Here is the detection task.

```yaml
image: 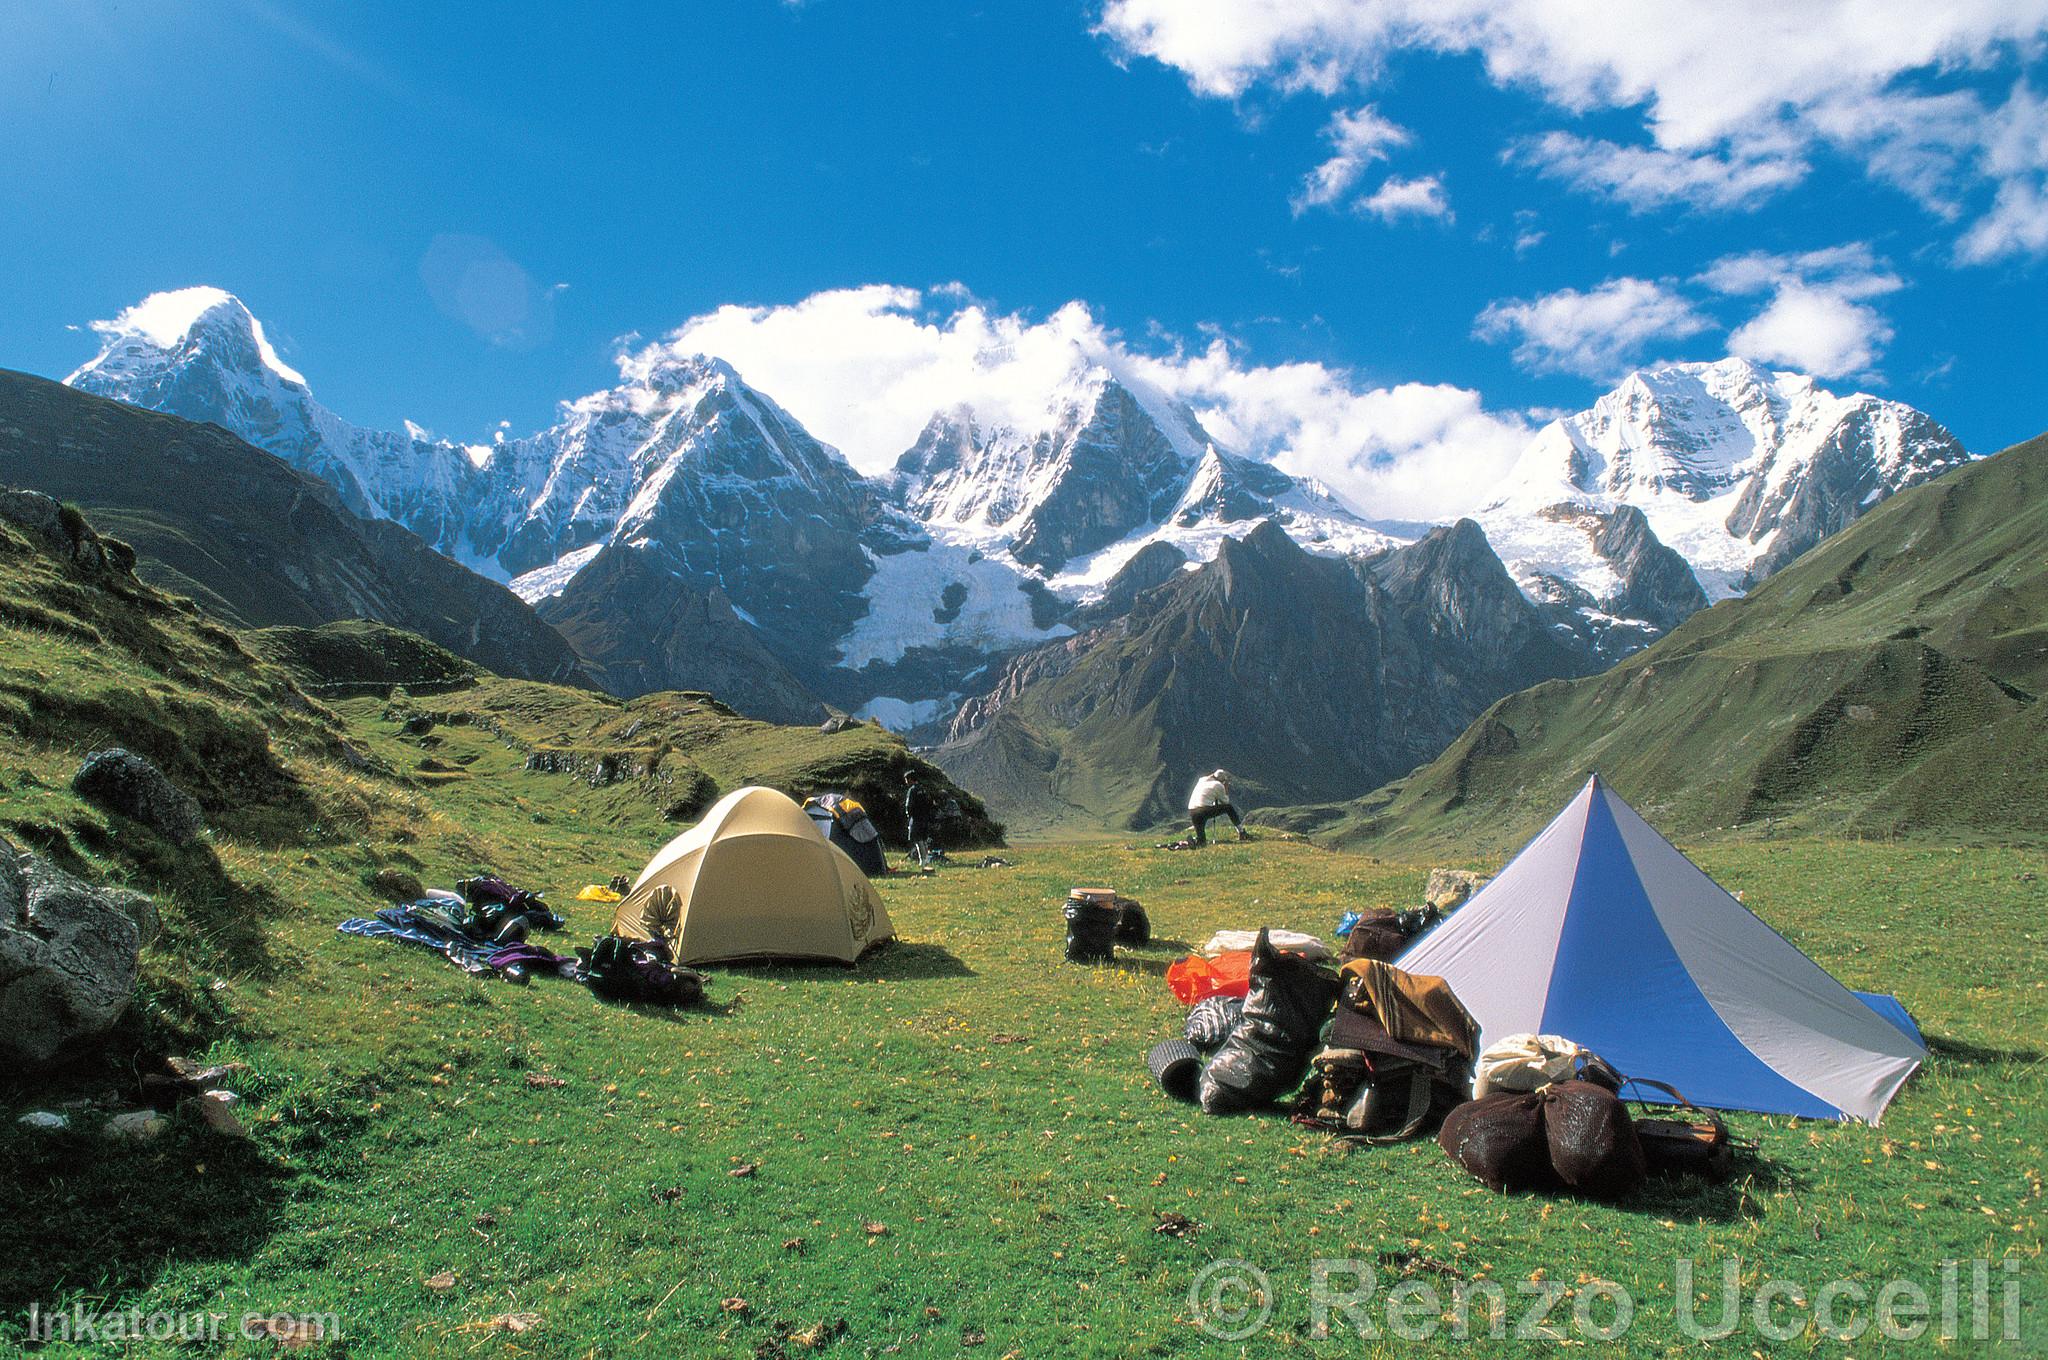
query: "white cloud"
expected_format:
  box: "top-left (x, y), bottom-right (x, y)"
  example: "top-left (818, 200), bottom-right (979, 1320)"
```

top-left (1357, 174), bottom-right (1451, 222)
top-left (1293, 106), bottom-right (1410, 212)
top-left (1122, 342), bottom-right (1530, 519)
top-left (1724, 288), bottom-right (1895, 378)
top-left (628, 285), bottom-right (1529, 521)
top-left (1473, 278), bottom-right (1710, 380)
top-left (1956, 83), bottom-right (2048, 261)
top-left (1515, 132), bottom-right (1809, 212)
top-left (1698, 243), bottom-right (1902, 377)
top-left (1098, 0), bottom-right (2048, 251)
top-left (1696, 243), bottom-right (1901, 299)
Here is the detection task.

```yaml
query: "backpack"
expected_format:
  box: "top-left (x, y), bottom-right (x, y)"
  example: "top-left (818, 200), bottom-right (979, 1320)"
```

top-left (1299, 959), bottom-right (1479, 1143)
top-left (1338, 905), bottom-right (1441, 963)
top-left (584, 934), bottom-right (705, 1007)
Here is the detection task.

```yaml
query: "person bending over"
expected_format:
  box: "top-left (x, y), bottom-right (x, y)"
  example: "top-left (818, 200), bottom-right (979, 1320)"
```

top-left (1188, 769), bottom-right (1249, 845)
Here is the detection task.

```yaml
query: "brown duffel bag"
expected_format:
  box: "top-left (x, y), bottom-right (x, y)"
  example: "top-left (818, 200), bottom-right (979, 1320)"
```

top-left (1541, 1079), bottom-right (1646, 1200)
top-left (1438, 1091), bottom-right (1559, 1193)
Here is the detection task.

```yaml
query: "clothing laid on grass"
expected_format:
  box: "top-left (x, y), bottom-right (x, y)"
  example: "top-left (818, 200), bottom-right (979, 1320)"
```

top-left (338, 885), bottom-right (574, 983)
top-left (338, 905), bottom-right (499, 976)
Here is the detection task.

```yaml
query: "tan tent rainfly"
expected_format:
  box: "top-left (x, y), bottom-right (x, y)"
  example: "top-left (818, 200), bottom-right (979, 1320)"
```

top-left (611, 786), bottom-right (894, 966)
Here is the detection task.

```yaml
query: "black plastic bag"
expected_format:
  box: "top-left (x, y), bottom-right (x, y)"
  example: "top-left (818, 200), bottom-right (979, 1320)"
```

top-left (1064, 899), bottom-right (1118, 963)
top-left (1197, 929), bottom-right (1341, 1114)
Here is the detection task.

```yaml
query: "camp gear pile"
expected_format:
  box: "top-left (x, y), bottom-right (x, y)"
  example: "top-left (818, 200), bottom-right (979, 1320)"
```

top-left (583, 935), bottom-right (706, 1007)
top-left (1062, 888), bottom-right (1147, 963)
top-left (1197, 930), bottom-right (1343, 1115)
top-left (1291, 959), bottom-right (1480, 1144)
top-left (338, 877), bottom-right (575, 982)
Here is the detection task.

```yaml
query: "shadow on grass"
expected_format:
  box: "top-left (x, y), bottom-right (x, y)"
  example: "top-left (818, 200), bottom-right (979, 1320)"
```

top-left (1115, 954), bottom-right (1183, 979)
top-left (70, 817), bottom-right (283, 979)
top-left (0, 1121), bottom-right (295, 1321)
top-left (1926, 1032), bottom-right (2044, 1065)
top-left (716, 940), bottom-right (976, 985)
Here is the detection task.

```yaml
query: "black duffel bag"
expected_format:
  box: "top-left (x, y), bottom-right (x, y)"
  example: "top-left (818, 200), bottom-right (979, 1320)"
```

top-left (1198, 929), bottom-right (1341, 1114)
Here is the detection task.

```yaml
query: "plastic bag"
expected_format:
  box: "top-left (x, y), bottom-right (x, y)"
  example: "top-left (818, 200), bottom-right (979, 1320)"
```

top-left (1166, 950), bottom-right (1254, 1004)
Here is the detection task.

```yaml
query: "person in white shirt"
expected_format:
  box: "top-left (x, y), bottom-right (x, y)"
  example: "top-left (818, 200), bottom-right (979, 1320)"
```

top-left (1187, 769), bottom-right (1248, 845)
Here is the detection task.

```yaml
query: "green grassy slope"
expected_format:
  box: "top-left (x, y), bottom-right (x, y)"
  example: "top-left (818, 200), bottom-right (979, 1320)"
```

top-left (1293, 433), bottom-right (2048, 856)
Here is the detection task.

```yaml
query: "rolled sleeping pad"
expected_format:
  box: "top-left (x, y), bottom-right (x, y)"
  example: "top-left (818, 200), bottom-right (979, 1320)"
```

top-left (1148, 1038), bottom-right (1203, 1102)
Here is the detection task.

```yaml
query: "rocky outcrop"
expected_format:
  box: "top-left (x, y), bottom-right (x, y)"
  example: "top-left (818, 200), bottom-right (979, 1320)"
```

top-left (0, 487), bottom-right (137, 577)
top-left (1424, 868), bottom-right (1489, 911)
top-left (1588, 504), bottom-right (1710, 632)
top-left (0, 840), bottom-right (152, 1069)
top-left (1071, 540), bottom-right (1188, 627)
top-left (72, 747), bottom-right (206, 845)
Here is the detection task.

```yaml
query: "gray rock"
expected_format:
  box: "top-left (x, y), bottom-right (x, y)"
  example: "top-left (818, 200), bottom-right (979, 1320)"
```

top-left (0, 487), bottom-right (125, 574)
top-left (1424, 868), bottom-right (1490, 911)
top-left (103, 1109), bottom-right (170, 1141)
top-left (71, 747), bottom-right (205, 845)
top-left (1, 842), bottom-right (147, 1068)
top-left (18, 1110), bottom-right (70, 1131)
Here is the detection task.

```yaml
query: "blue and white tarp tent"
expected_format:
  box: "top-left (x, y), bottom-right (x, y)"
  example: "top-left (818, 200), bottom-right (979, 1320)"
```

top-left (1398, 775), bottom-right (1926, 1124)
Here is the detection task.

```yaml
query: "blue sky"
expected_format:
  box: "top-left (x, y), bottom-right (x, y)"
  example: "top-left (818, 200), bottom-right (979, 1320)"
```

top-left (4, 2), bottom-right (2045, 515)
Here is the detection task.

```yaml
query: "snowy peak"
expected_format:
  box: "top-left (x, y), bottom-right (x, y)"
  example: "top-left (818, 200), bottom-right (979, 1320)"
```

top-left (891, 363), bottom-right (1388, 581)
top-left (891, 367), bottom-right (1197, 565)
top-left (71, 286), bottom-right (308, 390)
top-left (1482, 358), bottom-right (1969, 603)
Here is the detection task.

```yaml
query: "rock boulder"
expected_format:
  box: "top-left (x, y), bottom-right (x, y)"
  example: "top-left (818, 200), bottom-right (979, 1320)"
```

top-left (1424, 868), bottom-right (1490, 912)
top-left (71, 747), bottom-right (205, 845)
top-left (0, 840), bottom-right (150, 1069)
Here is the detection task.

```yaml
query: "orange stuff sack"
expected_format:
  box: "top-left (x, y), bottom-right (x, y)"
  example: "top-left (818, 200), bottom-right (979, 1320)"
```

top-left (1167, 951), bottom-right (1254, 1005)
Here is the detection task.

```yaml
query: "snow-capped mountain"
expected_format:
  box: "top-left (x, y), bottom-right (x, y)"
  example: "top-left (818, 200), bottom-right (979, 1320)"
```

top-left (67, 289), bottom-right (933, 717)
top-left (1477, 358), bottom-right (1971, 609)
top-left (889, 365), bottom-right (1393, 578)
top-left (68, 287), bottom-right (488, 553)
top-left (63, 289), bottom-right (1971, 738)
top-left (65, 288), bottom-right (1397, 720)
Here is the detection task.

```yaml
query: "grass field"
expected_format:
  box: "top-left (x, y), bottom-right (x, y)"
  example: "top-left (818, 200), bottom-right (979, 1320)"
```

top-left (3, 696), bottom-right (2042, 1356)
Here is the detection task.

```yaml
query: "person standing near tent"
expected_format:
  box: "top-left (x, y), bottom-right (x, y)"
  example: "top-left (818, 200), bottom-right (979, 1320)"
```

top-left (903, 770), bottom-right (939, 867)
top-left (1188, 769), bottom-right (1249, 845)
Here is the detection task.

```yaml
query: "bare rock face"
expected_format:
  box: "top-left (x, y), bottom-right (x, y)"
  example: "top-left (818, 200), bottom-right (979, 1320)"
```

top-left (0, 840), bottom-right (150, 1069)
top-left (72, 747), bottom-right (205, 846)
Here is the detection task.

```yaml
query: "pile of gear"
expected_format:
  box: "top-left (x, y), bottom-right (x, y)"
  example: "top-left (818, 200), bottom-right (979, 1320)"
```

top-left (1140, 921), bottom-right (1740, 1201)
top-left (336, 786), bottom-right (904, 1006)
top-left (337, 873), bottom-right (704, 1006)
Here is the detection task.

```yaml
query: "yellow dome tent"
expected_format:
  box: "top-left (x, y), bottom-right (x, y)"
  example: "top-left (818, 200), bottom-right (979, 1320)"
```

top-left (611, 786), bottom-right (894, 966)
